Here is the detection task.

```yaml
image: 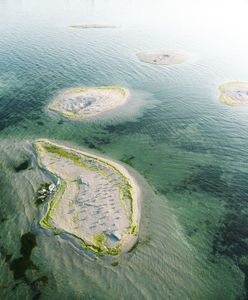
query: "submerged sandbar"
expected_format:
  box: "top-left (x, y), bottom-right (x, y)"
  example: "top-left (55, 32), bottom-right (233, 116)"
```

top-left (219, 81), bottom-right (248, 106)
top-left (137, 50), bottom-right (188, 65)
top-left (35, 139), bottom-right (140, 255)
top-left (69, 24), bottom-right (117, 29)
top-left (49, 86), bottom-right (129, 120)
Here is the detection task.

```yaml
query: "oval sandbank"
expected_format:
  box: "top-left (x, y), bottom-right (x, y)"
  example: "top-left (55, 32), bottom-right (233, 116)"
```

top-left (34, 139), bottom-right (140, 255)
top-left (49, 86), bottom-right (129, 120)
top-left (136, 50), bottom-right (188, 65)
top-left (219, 81), bottom-right (248, 106)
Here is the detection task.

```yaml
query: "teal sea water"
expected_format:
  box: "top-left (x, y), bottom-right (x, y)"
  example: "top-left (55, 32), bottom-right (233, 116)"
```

top-left (1, 0), bottom-right (248, 299)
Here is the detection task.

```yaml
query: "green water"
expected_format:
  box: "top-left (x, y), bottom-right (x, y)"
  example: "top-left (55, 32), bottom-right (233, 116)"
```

top-left (1, 0), bottom-right (248, 299)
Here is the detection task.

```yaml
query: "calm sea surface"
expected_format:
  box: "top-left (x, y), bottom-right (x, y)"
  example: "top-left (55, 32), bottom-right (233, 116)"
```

top-left (1, 0), bottom-right (248, 299)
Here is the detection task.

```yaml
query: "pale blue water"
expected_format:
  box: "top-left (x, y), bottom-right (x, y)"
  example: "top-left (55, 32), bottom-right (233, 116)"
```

top-left (1, 0), bottom-right (248, 299)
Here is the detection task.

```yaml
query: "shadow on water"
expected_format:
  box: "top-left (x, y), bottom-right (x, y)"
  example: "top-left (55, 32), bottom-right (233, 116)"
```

top-left (10, 233), bottom-right (37, 281)
top-left (14, 159), bottom-right (30, 172)
top-left (0, 232), bottom-right (48, 300)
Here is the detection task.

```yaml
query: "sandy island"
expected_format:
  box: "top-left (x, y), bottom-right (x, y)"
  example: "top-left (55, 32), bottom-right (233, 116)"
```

top-left (69, 24), bottom-right (117, 29)
top-left (137, 50), bottom-right (188, 65)
top-left (35, 139), bottom-right (140, 255)
top-left (219, 81), bottom-right (248, 106)
top-left (49, 87), bottom-right (129, 120)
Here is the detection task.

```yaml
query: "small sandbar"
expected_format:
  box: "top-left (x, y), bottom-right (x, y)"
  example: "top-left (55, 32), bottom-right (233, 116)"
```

top-left (219, 81), bottom-right (248, 106)
top-left (69, 24), bottom-right (117, 29)
top-left (49, 87), bottom-right (129, 120)
top-left (35, 139), bottom-right (140, 255)
top-left (137, 50), bottom-right (188, 65)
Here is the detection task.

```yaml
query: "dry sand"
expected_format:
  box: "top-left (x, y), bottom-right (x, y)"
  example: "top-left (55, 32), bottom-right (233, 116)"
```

top-left (137, 49), bottom-right (188, 65)
top-left (49, 87), bottom-right (129, 120)
top-left (69, 24), bottom-right (117, 29)
top-left (35, 139), bottom-right (140, 255)
top-left (219, 81), bottom-right (248, 106)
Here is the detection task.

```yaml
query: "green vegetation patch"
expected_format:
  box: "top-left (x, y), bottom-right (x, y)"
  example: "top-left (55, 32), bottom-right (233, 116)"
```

top-left (39, 180), bottom-right (66, 230)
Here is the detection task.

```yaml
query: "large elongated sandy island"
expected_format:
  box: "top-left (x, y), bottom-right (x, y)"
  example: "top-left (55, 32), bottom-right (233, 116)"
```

top-left (219, 81), bottom-right (248, 106)
top-left (137, 50), bottom-right (187, 65)
top-left (35, 139), bottom-right (140, 255)
top-left (49, 87), bottom-right (129, 120)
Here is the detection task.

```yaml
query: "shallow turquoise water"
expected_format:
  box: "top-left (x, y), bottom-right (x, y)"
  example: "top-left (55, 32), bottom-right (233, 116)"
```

top-left (1, 0), bottom-right (248, 299)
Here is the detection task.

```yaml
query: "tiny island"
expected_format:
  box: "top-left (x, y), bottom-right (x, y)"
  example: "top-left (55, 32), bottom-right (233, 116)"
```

top-left (49, 86), bottom-right (129, 120)
top-left (35, 139), bottom-right (140, 255)
top-left (219, 81), bottom-right (248, 106)
top-left (136, 50), bottom-right (188, 65)
top-left (69, 24), bottom-right (117, 29)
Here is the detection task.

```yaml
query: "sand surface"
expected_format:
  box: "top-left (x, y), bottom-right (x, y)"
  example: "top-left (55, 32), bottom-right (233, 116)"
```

top-left (137, 50), bottom-right (188, 65)
top-left (219, 81), bottom-right (248, 106)
top-left (49, 87), bottom-right (129, 120)
top-left (69, 24), bottom-right (117, 29)
top-left (35, 139), bottom-right (140, 255)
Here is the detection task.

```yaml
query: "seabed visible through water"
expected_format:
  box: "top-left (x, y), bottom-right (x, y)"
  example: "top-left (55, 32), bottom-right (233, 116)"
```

top-left (1, 0), bottom-right (248, 299)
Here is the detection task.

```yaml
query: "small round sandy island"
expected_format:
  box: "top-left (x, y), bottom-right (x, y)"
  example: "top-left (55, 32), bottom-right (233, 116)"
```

top-left (69, 24), bottom-right (117, 29)
top-left (49, 86), bottom-right (129, 120)
top-left (219, 81), bottom-right (248, 106)
top-left (136, 50), bottom-right (188, 65)
top-left (35, 139), bottom-right (140, 255)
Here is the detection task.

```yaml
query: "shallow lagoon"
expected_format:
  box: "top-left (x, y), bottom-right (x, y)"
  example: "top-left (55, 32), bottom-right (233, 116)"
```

top-left (1, 0), bottom-right (248, 299)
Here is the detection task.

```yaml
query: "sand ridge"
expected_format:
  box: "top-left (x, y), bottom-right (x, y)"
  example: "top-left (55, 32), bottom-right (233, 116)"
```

top-left (69, 24), bottom-right (117, 29)
top-left (137, 49), bottom-right (188, 65)
top-left (35, 139), bottom-right (140, 255)
top-left (219, 81), bottom-right (248, 106)
top-left (49, 86), bottom-right (129, 120)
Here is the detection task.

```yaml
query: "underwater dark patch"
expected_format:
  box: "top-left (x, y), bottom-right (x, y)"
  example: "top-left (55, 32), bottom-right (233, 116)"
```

top-left (120, 155), bottom-right (135, 166)
top-left (204, 168), bottom-right (248, 299)
top-left (213, 212), bottom-right (248, 299)
top-left (0, 215), bottom-right (8, 223)
top-left (30, 276), bottom-right (48, 300)
top-left (82, 136), bottom-right (111, 151)
top-left (83, 140), bottom-right (97, 149)
top-left (14, 160), bottom-right (30, 172)
top-left (4, 232), bottom-right (48, 298)
top-left (10, 232), bottom-right (37, 280)
top-left (111, 261), bottom-right (119, 267)
top-left (174, 165), bottom-right (228, 198)
top-left (173, 163), bottom-right (248, 297)
top-left (0, 80), bottom-right (55, 132)
top-left (213, 213), bottom-right (248, 258)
